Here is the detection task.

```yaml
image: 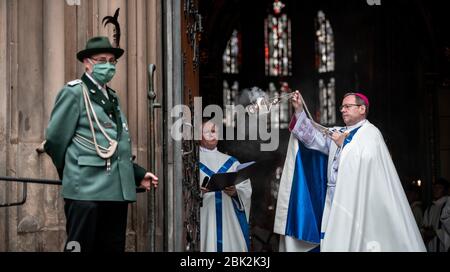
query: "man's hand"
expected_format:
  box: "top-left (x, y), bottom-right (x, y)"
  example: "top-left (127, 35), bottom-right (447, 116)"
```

top-left (291, 90), bottom-right (303, 113)
top-left (331, 131), bottom-right (349, 147)
top-left (421, 226), bottom-right (436, 243)
top-left (139, 172), bottom-right (159, 192)
top-left (200, 187), bottom-right (210, 194)
top-left (223, 186), bottom-right (237, 197)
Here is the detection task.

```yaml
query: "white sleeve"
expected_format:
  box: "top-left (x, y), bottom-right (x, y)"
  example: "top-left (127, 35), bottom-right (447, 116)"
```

top-left (291, 111), bottom-right (330, 155)
top-left (236, 179), bottom-right (252, 221)
top-left (422, 207), bottom-right (431, 228)
top-left (440, 201), bottom-right (450, 234)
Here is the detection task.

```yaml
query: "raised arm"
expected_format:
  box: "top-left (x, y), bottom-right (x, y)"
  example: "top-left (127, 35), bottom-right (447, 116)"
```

top-left (290, 91), bottom-right (330, 155)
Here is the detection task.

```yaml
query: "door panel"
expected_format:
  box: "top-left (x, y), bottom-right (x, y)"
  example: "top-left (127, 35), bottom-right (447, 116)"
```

top-left (180, 0), bottom-right (202, 251)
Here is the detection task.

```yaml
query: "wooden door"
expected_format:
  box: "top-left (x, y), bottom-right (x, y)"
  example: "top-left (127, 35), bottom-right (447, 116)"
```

top-left (180, 0), bottom-right (202, 251)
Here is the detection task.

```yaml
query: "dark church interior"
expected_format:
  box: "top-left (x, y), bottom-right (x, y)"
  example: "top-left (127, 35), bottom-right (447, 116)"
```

top-left (198, 0), bottom-right (450, 251)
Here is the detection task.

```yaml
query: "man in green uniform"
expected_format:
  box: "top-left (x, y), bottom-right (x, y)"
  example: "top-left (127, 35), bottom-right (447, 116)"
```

top-left (45, 36), bottom-right (158, 252)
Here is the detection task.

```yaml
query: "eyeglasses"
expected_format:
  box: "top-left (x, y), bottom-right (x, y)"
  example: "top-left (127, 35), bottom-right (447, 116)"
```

top-left (339, 104), bottom-right (361, 111)
top-left (90, 57), bottom-right (118, 65)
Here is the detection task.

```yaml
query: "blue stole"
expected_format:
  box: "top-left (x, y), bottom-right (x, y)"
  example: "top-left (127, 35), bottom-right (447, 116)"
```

top-left (200, 157), bottom-right (250, 252)
top-left (343, 126), bottom-right (362, 148)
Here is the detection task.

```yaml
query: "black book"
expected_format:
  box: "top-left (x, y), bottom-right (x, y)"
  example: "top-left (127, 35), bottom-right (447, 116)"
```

top-left (202, 161), bottom-right (257, 191)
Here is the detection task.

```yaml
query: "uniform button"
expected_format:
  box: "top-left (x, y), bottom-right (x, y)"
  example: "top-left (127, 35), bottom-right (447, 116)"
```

top-left (128, 138), bottom-right (131, 142)
top-left (118, 156), bottom-right (121, 161)
top-left (130, 157), bottom-right (133, 161)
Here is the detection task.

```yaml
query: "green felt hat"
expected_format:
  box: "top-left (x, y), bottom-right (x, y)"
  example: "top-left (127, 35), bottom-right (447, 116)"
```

top-left (77, 36), bottom-right (124, 62)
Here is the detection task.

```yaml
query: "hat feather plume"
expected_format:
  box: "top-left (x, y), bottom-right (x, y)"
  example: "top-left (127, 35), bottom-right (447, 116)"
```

top-left (102, 8), bottom-right (121, 48)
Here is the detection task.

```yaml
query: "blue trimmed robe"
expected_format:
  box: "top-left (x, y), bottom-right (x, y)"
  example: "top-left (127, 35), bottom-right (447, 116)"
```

top-left (275, 111), bottom-right (426, 252)
top-left (199, 147), bottom-right (252, 252)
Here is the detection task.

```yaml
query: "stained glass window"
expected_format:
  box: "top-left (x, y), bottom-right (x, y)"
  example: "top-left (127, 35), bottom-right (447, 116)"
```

top-left (223, 30), bottom-right (241, 127)
top-left (316, 11), bottom-right (336, 125)
top-left (268, 81), bottom-right (291, 129)
top-left (223, 30), bottom-right (240, 74)
top-left (316, 10), bottom-right (335, 73)
top-left (223, 80), bottom-right (239, 127)
top-left (265, 0), bottom-right (292, 77)
top-left (319, 78), bottom-right (336, 125)
top-left (268, 82), bottom-right (280, 129)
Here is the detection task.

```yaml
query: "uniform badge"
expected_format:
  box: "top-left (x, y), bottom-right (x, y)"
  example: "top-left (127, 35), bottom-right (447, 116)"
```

top-left (103, 122), bottom-right (113, 129)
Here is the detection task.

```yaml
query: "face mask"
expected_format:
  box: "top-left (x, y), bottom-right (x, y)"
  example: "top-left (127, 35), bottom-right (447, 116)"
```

top-left (89, 60), bottom-right (116, 85)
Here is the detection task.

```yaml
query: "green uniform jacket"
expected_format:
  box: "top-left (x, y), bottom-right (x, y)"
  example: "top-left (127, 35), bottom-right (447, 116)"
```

top-left (45, 74), bottom-right (146, 202)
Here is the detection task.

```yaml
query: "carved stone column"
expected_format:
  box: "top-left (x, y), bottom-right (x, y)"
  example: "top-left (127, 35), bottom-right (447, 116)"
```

top-left (0, 0), bottom-right (8, 253)
top-left (15, 0), bottom-right (44, 251)
top-left (42, 0), bottom-right (66, 251)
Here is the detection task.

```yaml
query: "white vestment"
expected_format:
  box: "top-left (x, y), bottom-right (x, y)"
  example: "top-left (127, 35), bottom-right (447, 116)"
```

top-left (440, 199), bottom-right (450, 252)
top-left (199, 147), bottom-right (252, 252)
top-left (284, 111), bottom-right (426, 252)
top-left (422, 196), bottom-right (450, 252)
top-left (274, 134), bottom-right (327, 252)
top-left (410, 201), bottom-right (424, 228)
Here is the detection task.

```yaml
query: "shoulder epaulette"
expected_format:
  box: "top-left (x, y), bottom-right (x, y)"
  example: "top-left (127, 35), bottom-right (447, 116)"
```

top-left (67, 79), bottom-right (82, 87)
